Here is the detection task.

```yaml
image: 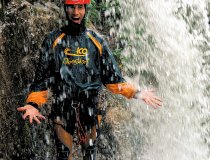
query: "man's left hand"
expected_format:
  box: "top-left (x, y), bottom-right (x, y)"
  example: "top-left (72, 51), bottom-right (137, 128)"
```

top-left (136, 89), bottom-right (163, 109)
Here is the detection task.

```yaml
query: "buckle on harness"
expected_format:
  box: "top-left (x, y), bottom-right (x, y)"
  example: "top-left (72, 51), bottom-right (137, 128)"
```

top-left (71, 101), bottom-right (80, 109)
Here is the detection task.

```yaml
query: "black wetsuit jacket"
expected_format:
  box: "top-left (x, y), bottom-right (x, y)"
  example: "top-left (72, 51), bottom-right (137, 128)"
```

top-left (26, 25), bottom-right (136, 109)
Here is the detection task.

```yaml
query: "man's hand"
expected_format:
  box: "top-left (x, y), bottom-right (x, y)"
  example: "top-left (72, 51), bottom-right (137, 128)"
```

top-left (136, 89), bottom-right (162, 109)
top-left (17, 105), bottom-right (45, 124)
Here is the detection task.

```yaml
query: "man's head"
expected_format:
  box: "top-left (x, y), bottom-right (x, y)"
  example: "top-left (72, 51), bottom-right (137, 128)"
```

top-left (64, 0), bottom-right (91, 24)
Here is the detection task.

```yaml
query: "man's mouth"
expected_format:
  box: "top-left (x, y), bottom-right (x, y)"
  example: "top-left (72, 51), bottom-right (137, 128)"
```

top-left (71, 17), bottom-right (80, 23)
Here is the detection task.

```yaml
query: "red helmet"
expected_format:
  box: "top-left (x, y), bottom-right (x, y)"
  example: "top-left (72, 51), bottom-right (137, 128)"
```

top-left (64, 0), bottom-right (91, 4)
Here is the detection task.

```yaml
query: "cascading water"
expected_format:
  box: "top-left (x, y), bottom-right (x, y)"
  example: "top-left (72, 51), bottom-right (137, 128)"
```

top-left (105, 0), bottom-right (210, 160)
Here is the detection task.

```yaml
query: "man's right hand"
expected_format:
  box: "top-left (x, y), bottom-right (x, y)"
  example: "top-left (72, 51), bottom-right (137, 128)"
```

top-left (17, 105), bottom-right (46, 124)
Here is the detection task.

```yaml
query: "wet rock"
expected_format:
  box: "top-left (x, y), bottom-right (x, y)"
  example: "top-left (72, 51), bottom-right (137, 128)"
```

top-left (0, 1), bottom-right (122, 159)
top-left (0, 1), bottom-right (61, 159)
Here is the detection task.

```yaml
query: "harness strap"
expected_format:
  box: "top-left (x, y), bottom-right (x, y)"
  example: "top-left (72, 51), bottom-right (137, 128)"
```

top-left (73, 104), bottom-right (87, 145)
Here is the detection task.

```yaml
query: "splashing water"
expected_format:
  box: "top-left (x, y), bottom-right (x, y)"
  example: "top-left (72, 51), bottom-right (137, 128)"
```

top-left (106, 0), bottom-right (210, 160)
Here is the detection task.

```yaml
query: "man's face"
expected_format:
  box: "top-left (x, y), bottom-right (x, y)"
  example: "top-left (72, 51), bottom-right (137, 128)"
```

top-left (66, 4), bottom-right (86, 24)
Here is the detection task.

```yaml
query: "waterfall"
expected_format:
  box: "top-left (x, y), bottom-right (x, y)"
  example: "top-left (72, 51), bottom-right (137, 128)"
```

top-left (105, 0), bottom-right (210, 159)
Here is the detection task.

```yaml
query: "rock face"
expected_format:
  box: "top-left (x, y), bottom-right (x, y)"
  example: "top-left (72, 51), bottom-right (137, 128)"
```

top-left (0, 1), bottom-right (122, 159)
top-left (0, 1), bottom-right (63, 159)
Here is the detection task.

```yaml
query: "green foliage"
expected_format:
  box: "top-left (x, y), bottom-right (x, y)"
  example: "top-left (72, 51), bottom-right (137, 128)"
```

top-left (87, 0), bottom-right (121, 30)
top-left (86, 0), bottom-right (124, 65)
top-left (105, 0), bottom-right (121, 22)
top-left (112, 48), bottom-right (123, 64)
top-left (86, 0), bottom-right (104, 26)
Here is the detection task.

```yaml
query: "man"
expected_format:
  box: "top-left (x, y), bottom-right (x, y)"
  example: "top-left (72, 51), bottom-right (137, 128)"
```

top-left (17, 0), bottom-right (162, 159)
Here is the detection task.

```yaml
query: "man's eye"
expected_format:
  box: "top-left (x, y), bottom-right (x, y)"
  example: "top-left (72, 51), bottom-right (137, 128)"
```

top-left (78, 5), bottom-right (84, 9)
top-left (66, 5), bottom-right (74, 9)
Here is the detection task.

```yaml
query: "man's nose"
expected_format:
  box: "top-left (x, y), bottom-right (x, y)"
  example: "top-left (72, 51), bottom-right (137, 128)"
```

top-left (73, 7), bottom-right (79, 15)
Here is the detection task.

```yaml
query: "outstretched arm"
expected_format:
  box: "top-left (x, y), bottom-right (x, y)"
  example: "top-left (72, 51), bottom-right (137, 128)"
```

top-left (106, 83), bottom-right (162, 108)
top-left (100, 40), bottom-right (162, 108)
top-left (17, 36), bottom-right (53, 124)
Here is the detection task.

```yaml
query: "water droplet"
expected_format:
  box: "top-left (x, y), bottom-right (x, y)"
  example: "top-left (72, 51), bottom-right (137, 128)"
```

top-left (75, 41), bottom-right (79, 46)
top-left (89, 138), bottom-right (93, 146)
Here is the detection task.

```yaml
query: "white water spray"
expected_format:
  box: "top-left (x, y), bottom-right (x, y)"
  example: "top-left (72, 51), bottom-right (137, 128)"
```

top-left (106, 0), bottom-right (210, 159)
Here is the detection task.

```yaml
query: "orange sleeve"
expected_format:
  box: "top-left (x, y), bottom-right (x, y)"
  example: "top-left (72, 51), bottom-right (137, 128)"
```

top-left (26, 90), bottom-right (48, 106)
top-left (105, 82), bottom-right (137, 99)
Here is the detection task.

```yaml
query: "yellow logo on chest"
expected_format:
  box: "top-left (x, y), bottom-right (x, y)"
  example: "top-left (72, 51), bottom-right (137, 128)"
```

top-left (63, 47), bottom-right (89, 65)
top-left (64, 47), bottom-right (88, 57)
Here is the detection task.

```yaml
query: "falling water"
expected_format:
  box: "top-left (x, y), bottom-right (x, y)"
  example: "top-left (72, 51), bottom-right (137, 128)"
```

top-left (105, 0), bottom-right (210, 160)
